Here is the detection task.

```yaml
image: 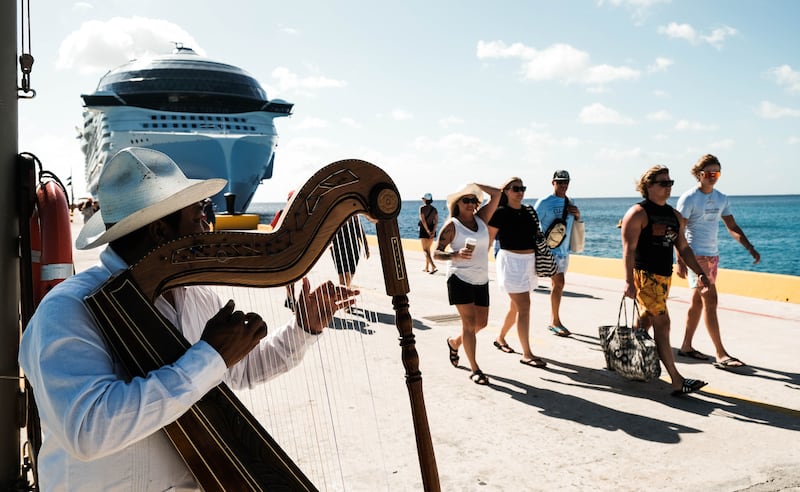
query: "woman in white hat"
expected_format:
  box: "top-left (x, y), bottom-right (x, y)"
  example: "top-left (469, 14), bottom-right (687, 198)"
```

top-left (487, 177), bottom-right (548, 368)
top-left (435, 183), bottom-right (500, 384)
top-left (418, 193), bottom-right (439, 273)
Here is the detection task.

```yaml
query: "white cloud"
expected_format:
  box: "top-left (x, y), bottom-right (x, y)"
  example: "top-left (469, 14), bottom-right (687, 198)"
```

top-left (756, 101), bottom-right (800, 119)
top-left (658, 22), bottom-right (697, 42)
top-left (56, 17), bottom-right (204, 74)
top-left (476, 40), bottom-right (536, 59)
top-left (658, 22), bottom-right (737, 49)
top-left (788, 136), bottom-right (800, 145)
top-left (477, 41), bottom-right (639, 86)
top-left (578, 103), bottom-right (635, 125)
top-left (271, 67), bottom-right (346, 92)
top-left (674, 119), bottom-right (719, 131)
top-left (391, 109), bottom-right (413, 121)
top-left (769, 65), bottom-right (800, 94)
top-left (72, 2), bottom-right (92, 11)
top-left (280, 26), bottom-right (300, 35)
top-left (653, 89), bottom-right (669, 97)
top-left (646, 110), bottom-right (672, 121)
top-left (702, 26), bottom-right (738, 49)
top-left (647, 57), bottom-right (674, 73)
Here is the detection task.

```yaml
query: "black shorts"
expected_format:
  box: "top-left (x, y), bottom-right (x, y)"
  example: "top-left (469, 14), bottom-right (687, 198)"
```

top-left (418, 224), bottom-right (434, 239)
top-left (447, 275), bottom-right (489, 307)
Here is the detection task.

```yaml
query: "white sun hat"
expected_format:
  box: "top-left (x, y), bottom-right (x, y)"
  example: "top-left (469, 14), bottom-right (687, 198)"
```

top-left (445, 183), bottom-right (485, 214)
top-left (75, 147), bottom-right (226, 250)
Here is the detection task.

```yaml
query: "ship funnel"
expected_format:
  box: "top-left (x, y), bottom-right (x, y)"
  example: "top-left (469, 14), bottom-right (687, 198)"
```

top-left (224, 192), bottom-right (237, 214)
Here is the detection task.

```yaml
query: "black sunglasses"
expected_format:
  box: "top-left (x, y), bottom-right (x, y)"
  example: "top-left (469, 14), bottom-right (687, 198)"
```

top-left (460, 197), bottom-right (480, 204)
top-left (507, 185), bottom-right (526, 192)
top-left (653, 180), bottom-right (675, 187)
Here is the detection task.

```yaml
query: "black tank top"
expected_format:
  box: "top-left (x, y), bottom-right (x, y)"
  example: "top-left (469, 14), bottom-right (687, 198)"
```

top-left (634, 200), bottom-right (679, 276)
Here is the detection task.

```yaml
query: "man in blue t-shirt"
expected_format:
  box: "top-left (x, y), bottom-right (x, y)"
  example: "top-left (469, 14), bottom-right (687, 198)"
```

top-left (534, 170), bottom-right (581, 337)
top-left (675, 154), bottom-right (760, 370)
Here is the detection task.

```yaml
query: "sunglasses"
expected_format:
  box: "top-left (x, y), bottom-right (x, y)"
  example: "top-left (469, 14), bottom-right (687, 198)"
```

top-left (507, 185), bottom-right (527, 192)
top-left (702, 171), bottom-right (721, 178)
top-left (652, 180), bottom-right (675, 187)
top-left (460, 197), bottom-right (480, 204)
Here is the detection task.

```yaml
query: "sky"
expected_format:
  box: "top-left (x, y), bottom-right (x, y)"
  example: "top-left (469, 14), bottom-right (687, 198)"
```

top-left (16, 0), bottom-right (800, 203)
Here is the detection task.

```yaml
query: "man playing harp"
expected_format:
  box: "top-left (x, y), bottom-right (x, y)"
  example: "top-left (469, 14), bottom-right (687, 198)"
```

top-left (19, 147), bottom-right (358, 491)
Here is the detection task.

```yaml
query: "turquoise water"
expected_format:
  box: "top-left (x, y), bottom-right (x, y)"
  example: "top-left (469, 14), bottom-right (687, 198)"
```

top-left (249, 194), bottom-right (799, 277)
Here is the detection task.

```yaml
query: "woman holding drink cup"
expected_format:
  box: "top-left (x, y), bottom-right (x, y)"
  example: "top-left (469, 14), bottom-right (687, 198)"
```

top-left (435, 183), bottom-right (500, 384)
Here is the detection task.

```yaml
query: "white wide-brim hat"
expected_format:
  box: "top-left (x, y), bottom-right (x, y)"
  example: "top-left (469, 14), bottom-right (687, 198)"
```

top-left (76, 147), bottom-right (226, 250)
top-left (445, 183), bottom-right (485, 214)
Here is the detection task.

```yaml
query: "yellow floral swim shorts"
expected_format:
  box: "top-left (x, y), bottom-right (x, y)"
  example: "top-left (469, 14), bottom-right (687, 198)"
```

top-left (633, 269), bottom-right (671, 317)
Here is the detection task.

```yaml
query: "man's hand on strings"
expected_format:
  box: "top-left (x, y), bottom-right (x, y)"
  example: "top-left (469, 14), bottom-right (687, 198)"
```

top-left (295, 277), bottom-right (359, 334)
top-left (202, 300), bottom-right (268, 368)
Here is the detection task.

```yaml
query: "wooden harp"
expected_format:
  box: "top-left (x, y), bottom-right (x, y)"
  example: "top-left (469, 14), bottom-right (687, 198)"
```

top-left (84, 159), bottom-right (440, 491)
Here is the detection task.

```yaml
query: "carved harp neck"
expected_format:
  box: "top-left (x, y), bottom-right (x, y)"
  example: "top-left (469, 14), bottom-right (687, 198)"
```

top-left (130, 159), bottom-right (407, 301)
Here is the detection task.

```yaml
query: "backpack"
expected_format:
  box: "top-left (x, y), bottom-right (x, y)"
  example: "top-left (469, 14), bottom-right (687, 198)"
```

top-left (543, 197), bottom-right (569, 249)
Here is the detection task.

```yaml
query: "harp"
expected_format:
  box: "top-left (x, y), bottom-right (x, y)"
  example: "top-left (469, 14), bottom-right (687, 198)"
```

top-left (84, 159), bottom-right (440, 491)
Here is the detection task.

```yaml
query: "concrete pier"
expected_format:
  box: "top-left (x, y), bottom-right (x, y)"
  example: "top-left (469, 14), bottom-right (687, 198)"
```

top-left (68, 220), bottom-right (800, 491)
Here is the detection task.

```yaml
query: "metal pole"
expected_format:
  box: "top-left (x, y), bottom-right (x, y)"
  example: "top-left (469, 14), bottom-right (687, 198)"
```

top-left (0, 0), bottom-right (22, 486)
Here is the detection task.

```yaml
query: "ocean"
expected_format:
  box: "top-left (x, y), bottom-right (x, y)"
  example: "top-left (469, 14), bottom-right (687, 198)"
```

top-left (248, 194), bottom-right (800, 277)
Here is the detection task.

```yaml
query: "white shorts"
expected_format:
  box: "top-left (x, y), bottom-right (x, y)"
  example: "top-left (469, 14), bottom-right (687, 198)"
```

top-left (496, 250), bottom-right (537, 294)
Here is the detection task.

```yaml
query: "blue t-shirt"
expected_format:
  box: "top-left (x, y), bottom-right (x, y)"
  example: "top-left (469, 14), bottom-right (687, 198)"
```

top-left (534, 194), bottom-right (575, 257)
top-left (676, 187), bottom-right (732, 256)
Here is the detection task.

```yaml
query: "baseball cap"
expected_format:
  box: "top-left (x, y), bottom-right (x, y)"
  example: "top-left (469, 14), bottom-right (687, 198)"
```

top-left (553, 170), bottom-right (570, 181)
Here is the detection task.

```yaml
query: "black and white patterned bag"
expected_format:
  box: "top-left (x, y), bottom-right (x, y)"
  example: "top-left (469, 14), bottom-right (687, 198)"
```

top-left (599, 297), bottom-right (661, 382)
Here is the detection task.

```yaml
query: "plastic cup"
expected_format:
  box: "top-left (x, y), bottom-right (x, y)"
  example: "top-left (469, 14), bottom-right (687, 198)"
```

top-left (464, 238), bottom-right (477, 252)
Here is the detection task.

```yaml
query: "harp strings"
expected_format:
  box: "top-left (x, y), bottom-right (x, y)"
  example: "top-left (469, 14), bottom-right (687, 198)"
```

top-left (209, 240), bottom-right (394, 490)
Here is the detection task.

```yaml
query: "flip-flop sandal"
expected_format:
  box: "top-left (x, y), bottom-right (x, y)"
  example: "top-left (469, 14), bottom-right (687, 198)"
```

top-left (470, 370), bottom-right (489, 385)
top-left (520, 357), bottom-right (547, 368)
top-left (548, 326), bottom-right (572, 337)
top-left (671, 378), bottom-right (707, 396)
top-left (493, 340), bottom-right (515, 354)
top-left (446, 338), bottom-right (459, 368)
top-left (677, 349), bottom-right (709, 360)
top-left (713, 357), bottom-right (746, 369)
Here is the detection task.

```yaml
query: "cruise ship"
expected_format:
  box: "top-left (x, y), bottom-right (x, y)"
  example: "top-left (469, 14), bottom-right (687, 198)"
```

top-left (80, 46), bottom-right (293, 213)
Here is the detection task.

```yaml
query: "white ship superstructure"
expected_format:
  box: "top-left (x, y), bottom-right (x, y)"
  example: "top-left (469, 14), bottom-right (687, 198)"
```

top-left (81, 47), bottom-right (293, 213)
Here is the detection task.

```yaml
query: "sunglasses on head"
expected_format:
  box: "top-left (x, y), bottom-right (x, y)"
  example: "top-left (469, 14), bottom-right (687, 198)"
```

top-left (460, 197), bottom-right (480, 204)
top-left (702, 170), bottom-right (721, 178)
top-left (507, 185), bottom-right (526, 192)
top-left (652, 179), bottom-right (675, 187)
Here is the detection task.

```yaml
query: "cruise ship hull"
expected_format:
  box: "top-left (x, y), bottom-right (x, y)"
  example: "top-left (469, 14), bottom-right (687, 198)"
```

top-left (82, 106), bottom-right (281, 213)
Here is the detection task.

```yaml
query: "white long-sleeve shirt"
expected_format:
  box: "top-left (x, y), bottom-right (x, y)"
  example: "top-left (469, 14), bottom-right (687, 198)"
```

top-left (19, 247), bottom-right (319, 491)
